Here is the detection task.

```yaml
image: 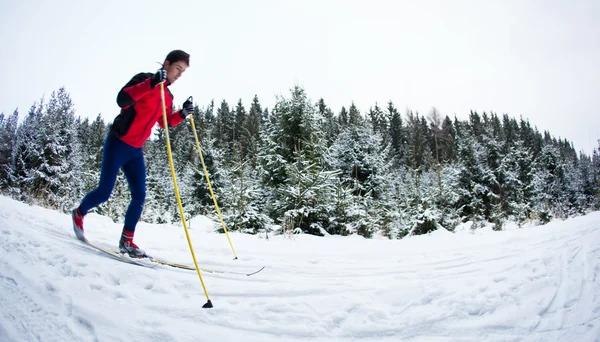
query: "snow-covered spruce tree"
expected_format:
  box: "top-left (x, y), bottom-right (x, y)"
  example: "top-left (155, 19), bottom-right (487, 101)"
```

top-left (233, 99), bottom-right (247, 152)
top-left (243, 95), bottom-right (263, 168)
top-left (181, 103), bottom-right (215, 219)
top-left (404, 111), bottom-right (434, 190)
top-left (78, 114), bottom-right (108, 200)
top-left (453, 117), bottom-right (493, 226)
top-left (222, 96), bottom-right (273, 233)
top-left (142, 128), bottom-right (175, 223)
top-left (338, 106), bottom-right (349, 128)
top-left (325, 176), bottom-right (355, 235)
top-left (437, 163), bottom-right (463, 230)
top-left (221, 95), bottom-right (273, 233)
top-left (177, 103), bottom-right (206, 221)
top-left (221, 141), bottom-right (271, 234)
top-left (219, 97), bottom-right (271, 233)
top-left (426, 110), bottom-right (462, 230)
top-left (368, 160), bottom-right (400, 238)
top-left (317, 98), bottom-right (338, 147)
top-left (0, 109), bottom-right (18, 192)
top-left (326, 118), bottom-right (394, 237)
top-left (274, 86), bottom-right (339, 235)
top-left (565, 152), bottom-right (589, 214)
top-left (560, 144), bottom-right (590, 217)
top-left (28, 88), bottom-right (82, 211)
top-left (478, 112), bottom-right (504, 227)
top-left (11, 100), bottom-right (45, 202)
top-left (165, 106), bottom-right (197, 222)
top-left (257, 107), bottom-right (287, 222)
top-left (215, 99), bottom-right (234, 152)
top-left (399, 112), bottom-right (460, 234)
top-left (530, 140), bottom-right (568, 222)
top-left (276, 141), bottom-right (339, 236)
top-left (327, 123), bottom-right (386, 196)
top-left (495, 140), bottom-right (532, 225)
top-left (348, 102), bottom-right (362, 126)
top-left (576, 152), bottom-right (599, 212)
top-left (400, 110), bottom-right (443, 234)
top-left (439, 115), bottom-right (456, 164)
top-left (194, 100), bottom-right (215, 139)
top-left (368, 103), bottom-right (388, 142)
top-left (388, 101), bottom-right (407, 165)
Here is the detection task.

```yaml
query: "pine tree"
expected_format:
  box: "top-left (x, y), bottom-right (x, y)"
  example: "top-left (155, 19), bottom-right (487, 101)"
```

top-left (262, 86), bottom-right (333, 234)
top-left (143, 129), bottom-right (175, 223)
top-left (215, 100), bottom-right (233, 151)
top-left (368, 103), bottom-right (386, 135)
top-left (221, 139), bottom-right (270, 233)
top-left (277, 145), bottom-right (339, 235)
top-left (439, 115), bottom-right (456, 163)
top-left (233, 99), bottom-right (247, 153)
top-left (388, 101), bottom-right (405, 163)
top-left (169, 109), bottom-right (196, 220)
top-left (533, 143), bottom-right (567, 221)
top-left (454, 119), bottom-right (494, 223)
top-left (12, 100), bottom-right (45, 202)
top-left (428, 107), bottom-right (444, 196)
top-left (326, 122), bottom-right (392, 236)
top-left (0, 109), bottom-right (18, 191)
top-left (79, 114), bottom-right (108, 196)
top-left (274, 86), bottom-right (319, 163)
top-left (89, 114), bottom-right (108, 170)
top-left (203, 100), bottom-right (215, 133)
top-left (348, 102), bottom-right (361, 126)
top-left (404, 111), bottom-right (433, 195)
top-left (317, 98), bottom-right (338, 146)
top-left (338, 106), bottom-right (349, 127)
top-left (327, 177), bottom-right (355, 235)
top-left (243, 95), bottom-right (262, 168)
top-left (32, 87), bottom-right (82, 210)
top-left (573, 152), bottom-right (596, 212)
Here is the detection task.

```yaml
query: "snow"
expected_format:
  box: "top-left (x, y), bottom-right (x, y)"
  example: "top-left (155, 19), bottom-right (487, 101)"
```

top-left (1, 195), bottom-right (599, 342)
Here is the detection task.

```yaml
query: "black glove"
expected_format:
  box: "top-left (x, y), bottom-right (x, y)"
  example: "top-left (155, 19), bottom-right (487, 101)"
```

top-left (150, 69), bottom-right (167, 88)
top-left (180, 98), bottom-right (194, 119)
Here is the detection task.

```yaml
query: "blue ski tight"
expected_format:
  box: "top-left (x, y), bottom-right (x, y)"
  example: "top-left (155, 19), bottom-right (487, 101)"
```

top-left (78, 134), bottom-right (146, 233)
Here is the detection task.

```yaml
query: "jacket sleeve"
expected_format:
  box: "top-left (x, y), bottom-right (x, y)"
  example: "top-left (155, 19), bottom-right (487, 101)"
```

top-left (116, 73), bottom-right (152, 108)
top-left (157, 109), bottom-right (185, 128)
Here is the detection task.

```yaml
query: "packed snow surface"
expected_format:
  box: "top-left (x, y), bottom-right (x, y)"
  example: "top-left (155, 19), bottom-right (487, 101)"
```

top-left (0, 196), bottom-right (599, 341)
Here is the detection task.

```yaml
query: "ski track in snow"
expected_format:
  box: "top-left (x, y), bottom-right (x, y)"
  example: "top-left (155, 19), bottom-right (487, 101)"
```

top-left (0, 196), bottom-right (599, 342)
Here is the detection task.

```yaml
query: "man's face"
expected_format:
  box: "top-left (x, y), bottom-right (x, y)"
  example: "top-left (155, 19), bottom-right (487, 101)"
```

top-left (164, 60), bottom-right (188, 84)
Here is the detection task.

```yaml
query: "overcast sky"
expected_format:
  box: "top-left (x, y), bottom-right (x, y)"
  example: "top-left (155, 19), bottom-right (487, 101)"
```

top-left (1, 0), bottom-right (598, 154)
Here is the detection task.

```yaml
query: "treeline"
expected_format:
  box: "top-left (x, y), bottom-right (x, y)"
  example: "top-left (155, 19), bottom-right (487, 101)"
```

top-left (1, 86), bottom-right (598, 238)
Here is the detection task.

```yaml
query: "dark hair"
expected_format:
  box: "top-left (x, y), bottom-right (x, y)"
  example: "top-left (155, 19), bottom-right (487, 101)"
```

top-left (165, 50), bottom-right (190, 66)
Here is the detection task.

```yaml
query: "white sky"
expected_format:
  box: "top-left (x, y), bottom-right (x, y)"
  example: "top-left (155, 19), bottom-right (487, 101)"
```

top-left (1, 0), bottom-right (599, 154)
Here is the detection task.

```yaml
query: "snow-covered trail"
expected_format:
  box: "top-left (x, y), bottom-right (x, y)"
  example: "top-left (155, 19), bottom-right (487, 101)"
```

top-left (0, 196), bottom-right (599, 342)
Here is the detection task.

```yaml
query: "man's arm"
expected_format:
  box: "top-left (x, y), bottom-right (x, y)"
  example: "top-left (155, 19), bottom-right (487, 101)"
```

top-left (116, 72), bottom-right (153, 108)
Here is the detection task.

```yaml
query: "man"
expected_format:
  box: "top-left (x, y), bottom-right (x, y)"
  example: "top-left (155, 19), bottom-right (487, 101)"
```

top-left (71, 50), bottom-right (194, 257)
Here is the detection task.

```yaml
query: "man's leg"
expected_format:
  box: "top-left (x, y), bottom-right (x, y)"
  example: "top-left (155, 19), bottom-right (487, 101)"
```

top-left (121, 152), bottom-right (146, 233)
top-left (78, 135), bottom-right (126, 215)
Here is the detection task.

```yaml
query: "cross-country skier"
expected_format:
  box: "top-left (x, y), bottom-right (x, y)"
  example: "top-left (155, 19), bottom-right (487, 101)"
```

top-left (71, 50), bottom-right (194, 257)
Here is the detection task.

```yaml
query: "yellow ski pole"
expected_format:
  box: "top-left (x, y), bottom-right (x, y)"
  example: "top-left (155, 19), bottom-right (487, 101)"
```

top-left (160, 84), bottom-right (213, 308)
top-left (186, 98), bottom-right (238, 260)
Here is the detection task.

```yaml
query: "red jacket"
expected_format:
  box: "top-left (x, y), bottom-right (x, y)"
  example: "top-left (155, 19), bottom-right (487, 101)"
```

top-left (109, 72), bottom-right (184, 148)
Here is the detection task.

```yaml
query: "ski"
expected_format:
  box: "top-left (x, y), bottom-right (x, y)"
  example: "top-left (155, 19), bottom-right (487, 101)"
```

top-left (80, 238), bottom-right (265, 276)
top-left (84, 240), bottom-right (155, 268)
top-left (146, 255), bottom-right (266, 276)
